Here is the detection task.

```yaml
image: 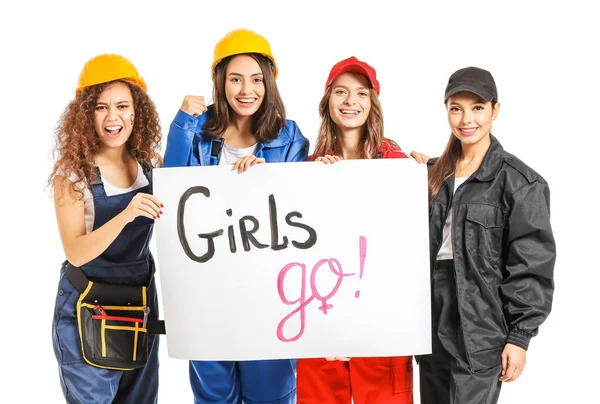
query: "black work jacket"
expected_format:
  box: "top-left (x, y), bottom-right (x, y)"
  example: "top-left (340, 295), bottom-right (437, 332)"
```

top-left (428, 136), bottom-right (555, 370)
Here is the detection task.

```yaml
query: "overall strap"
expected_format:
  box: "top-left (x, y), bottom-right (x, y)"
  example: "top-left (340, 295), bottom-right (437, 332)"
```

top-left (89, 166), bottom-right (107, 198)
top-left (140, 161), bottom-right (153, 194)
top-left (209, 139), bottom-right (224, 165)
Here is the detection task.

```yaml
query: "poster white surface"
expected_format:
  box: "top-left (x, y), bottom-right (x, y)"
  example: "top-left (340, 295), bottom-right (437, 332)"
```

top-left (154, 159), bottom-right (431, 360)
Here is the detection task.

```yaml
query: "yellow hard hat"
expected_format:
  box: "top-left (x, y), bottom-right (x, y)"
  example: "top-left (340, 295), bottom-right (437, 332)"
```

top-left (212, 29), bottom-right (278, 78)
top-left (76, 54), bottom-right (147, 93)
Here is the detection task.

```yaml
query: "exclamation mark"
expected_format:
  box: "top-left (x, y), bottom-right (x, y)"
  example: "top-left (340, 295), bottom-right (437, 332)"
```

top-left (355, 235), bottom-right (367, 298)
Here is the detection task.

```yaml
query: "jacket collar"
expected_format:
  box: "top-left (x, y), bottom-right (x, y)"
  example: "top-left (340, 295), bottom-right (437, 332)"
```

top-left (255, 122), bottom-right (292, 150)
top-left (471, 135), bottom-right (504, 182)
top-left (199, 107), bottom-right (291, 153)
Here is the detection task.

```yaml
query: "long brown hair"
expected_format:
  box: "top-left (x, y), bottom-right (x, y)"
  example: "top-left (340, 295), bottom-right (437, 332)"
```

top-left (428, 99), bottom-right (498, 201)
top-left (313, 86), bottom-right (388, 159)
top-left (203, 53), bottom-right (285, 143)
top-left (48, 80), bottom-right (161, 198)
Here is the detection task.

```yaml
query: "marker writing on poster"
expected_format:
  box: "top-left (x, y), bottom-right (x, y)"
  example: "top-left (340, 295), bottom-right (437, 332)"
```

top-left (276, 235), bottom-right (367, 342)
top-left (176, 189), bottom-right (316, 263)
top-left (355, 235), bottom-right (367, 298)
top-left (176, 187), bottom-right (369, 342)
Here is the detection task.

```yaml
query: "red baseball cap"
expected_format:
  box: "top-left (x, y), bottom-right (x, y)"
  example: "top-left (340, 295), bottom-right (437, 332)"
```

top-left (325, 56), bottom-right (380, 95)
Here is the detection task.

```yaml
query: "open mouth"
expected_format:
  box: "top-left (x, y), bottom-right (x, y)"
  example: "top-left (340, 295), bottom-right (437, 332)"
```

top-left (340, 109), bottom-right (360, 117)
top-left (236, 98), bottom-right (257, 108)
top-left (459, 127), bottom-right (477, 136)
top-left (105, 125), bottom-right (123, 138)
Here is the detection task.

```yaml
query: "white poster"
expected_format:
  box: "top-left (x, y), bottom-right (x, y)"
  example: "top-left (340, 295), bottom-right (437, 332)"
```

top-left (154, 159), bottom-right (431, 360)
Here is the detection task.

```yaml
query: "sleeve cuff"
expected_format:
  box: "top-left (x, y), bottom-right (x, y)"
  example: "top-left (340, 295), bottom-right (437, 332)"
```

top-left (173, 109), bottom-right (198, 131)
top-left (507, 329), bottom-right (532, 351)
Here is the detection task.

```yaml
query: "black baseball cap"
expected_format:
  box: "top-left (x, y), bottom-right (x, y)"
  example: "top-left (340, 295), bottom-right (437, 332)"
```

top-left (444, 66), bottom-right (497, 103)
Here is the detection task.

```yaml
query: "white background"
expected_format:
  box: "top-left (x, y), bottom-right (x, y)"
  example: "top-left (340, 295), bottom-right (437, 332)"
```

top-left (0, 0), bottom-right (597, 402)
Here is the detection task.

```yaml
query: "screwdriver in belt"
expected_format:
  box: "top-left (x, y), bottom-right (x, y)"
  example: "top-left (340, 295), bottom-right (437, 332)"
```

top-left (142, 307), bottom-right (150, 328)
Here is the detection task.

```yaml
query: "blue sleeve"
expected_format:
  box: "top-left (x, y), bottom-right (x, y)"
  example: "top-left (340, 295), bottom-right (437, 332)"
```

top-left (164, 110), bottom-right (200, 167)
top-left (285, 121), bottom-right (309, 162)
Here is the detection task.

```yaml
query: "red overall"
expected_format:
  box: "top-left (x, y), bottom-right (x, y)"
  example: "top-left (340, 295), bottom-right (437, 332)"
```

top-left (297, 140), bottom-right (414, 404)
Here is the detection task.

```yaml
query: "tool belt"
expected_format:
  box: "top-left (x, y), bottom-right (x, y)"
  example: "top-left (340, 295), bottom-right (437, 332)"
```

top-left (66, 260), bottom-right (166, 371)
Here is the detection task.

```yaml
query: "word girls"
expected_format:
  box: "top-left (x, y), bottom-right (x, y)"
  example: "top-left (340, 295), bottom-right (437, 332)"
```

top-left (176, 186), bottom-right (317, 263)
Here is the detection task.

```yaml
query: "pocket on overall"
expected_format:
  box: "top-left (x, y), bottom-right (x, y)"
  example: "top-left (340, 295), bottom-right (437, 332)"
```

top-left (77, 281), bottom-right (150, 370)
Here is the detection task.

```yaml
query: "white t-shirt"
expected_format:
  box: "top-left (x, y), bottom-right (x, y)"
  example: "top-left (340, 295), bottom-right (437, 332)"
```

top-left (436, 176), bottom-right (468, 260)
top-left (218, 142), bottom-right (258, 166)
top-left (57, 158), bottom-right (159, 234)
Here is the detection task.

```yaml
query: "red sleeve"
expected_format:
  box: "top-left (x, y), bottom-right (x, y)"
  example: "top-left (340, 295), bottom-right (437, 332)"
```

top-left (381, 139), bottom-right (408, 159)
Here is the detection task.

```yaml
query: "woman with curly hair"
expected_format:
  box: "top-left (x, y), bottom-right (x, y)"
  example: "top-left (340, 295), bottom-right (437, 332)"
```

top-left (49, 54), bottom-right (163, 403)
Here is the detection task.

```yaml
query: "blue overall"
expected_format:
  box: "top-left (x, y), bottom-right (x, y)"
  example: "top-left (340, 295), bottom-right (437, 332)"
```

top-left (165, 108), bottom-right (308, 403)
top-left (52, 165), bottom-right (160, 404)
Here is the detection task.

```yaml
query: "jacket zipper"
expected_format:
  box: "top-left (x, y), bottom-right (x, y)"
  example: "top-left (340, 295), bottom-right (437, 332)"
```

top-left (450, 178), bottom-right (475, 372)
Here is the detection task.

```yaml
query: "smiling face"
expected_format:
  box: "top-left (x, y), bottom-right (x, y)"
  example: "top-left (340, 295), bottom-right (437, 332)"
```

top-left (224, 54), bottom-right (265, 118)
top-left (328, 72), bottom-right (372, 133)
top-left (93, 81), bottom-right (135, 150)
top-left (446, 91), bottom-right (500, 150)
